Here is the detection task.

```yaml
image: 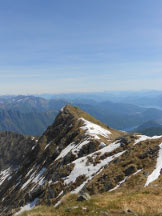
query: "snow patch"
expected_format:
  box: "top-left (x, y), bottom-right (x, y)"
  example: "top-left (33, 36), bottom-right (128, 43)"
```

top-left (15, 198), bottom-right (38, 215)
top-left (0, 168), bottom-right (11, 186)
top-left (80, 118), bottom-right (111, 140)
top-left (64, 142), bottom-right (125, 193)
top-left (134, 135), bottom-right (162, 145)
top-left (56, 190), bottom-right (64, 198)
top-left (21, 178), bottom-right (32, 190)
top-left (32, 168), bottom-right (46, 185)
top-left (72, 140), bottom-right (89, 156)
top-left (21, 167), bottom-right (46, 190)
top-left (133, 169), bottom-right (142, 175)
top-left (98, 141), bottom-right (121, 155)
top-left (45, 141), bottom-right (52, 150)
top-left (55, 119), bottom-right (115, 161)
top-left (54, 200), bottom-right (62, 208)
top-left (145, 143), bottom-right (162, 186)
top-left (56, 139), bottom-right (92, 161)
top-left (109, 169), bottom-right (142, 192)
top-left (109, 177), bottom-right (128, 192)
top-left (56, 142), bottom-right (75, 160)
top-left (60, 106), bottom-right (65, 112)
top-left (32, 145), bottom-right (36, 150)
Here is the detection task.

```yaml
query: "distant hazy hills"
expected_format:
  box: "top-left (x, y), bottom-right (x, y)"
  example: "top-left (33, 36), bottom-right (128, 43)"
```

top-left (0, 95), bottom-right (68, 113)
top-left (133, 120), bottom-right (162, 136)
top-left (0, 109), bottom-right (57, 135)
top-left (137, 127), bottom-right (162, 136)
top-left (37, 90), bottom-right (162, 108)
top-left (0, 92), bottom-right (162, 136)
top-left (121, 94), bottom-right (162, 108)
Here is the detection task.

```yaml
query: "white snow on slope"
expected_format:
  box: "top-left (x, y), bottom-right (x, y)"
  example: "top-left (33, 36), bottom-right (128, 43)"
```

top-left (64, 141), bottom-right (124, 193)
top-left (0, 168), bottom-right (11, 186)
top-left (80, 118), bottom-right (111, 139)
top-left (32, 168), bottom-right (46, 185)
top-left (60, 106), bottom-right (65, 112)
top-left (15, 198), bottom-right (39, 215)
top-left (21, 167), bottom-right (46, 190)
top-left (145, 143), bottom-right (162, 186)
top-left (32, 145), bottom-right (36, 150)
top-left (109, 177), bottom-right (128, 192)
top-left (70, 150), bottom-right (125, 193)
top-left (56, 139), bottom-right (93, 160)
top-left (56, 117), bottom-right (114, 161)
top-left (56, 137), bottom-right (120, 162)
top-left (56, 142), bottom-right (76, 160)
top-left (134, 135), bottom-right (162, 145)
top-left (45, 141), bottom-right (52, 150)
top-left (109, 169), bottom-right (142, 192)
top-left (97, 141), bottom-right (121, 155)
top-left (21, 178), bottom-right (32, 190)
top-left (133, 169), bottom-right (142, 175)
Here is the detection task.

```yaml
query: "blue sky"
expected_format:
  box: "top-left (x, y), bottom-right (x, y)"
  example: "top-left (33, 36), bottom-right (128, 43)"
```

top-left (0, 0), bottom-right (161, 94)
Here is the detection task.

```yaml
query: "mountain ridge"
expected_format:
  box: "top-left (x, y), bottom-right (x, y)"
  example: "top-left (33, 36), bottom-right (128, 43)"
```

top-left (0, 105), bottom-right (162, 215)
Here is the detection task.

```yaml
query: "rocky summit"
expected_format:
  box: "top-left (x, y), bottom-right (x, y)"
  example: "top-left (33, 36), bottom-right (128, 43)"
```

top-left (0, 105), bottom-right (162, 215)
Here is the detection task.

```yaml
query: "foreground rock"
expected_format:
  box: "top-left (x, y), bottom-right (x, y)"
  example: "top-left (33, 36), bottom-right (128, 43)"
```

top-left (77, 192), bottom-right (91, 201)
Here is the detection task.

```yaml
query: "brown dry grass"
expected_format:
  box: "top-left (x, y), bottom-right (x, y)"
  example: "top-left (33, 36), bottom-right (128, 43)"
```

top-left (19, 187), bottom-right (162, 216)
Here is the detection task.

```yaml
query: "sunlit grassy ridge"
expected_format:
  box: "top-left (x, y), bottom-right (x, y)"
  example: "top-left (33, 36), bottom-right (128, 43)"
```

top-left (19, 187), bottom-right (162, 216)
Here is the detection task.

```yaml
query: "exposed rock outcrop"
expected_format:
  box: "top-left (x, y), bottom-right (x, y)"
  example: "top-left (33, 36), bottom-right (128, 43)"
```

top-left (0, 105), bottom-right (162, 215)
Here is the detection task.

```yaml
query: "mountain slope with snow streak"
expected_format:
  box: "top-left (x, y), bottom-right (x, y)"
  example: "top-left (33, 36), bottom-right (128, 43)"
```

top-left (145, 142), bottom-right (162, 186)
top-left (0, 105), bottom-right (162, 215)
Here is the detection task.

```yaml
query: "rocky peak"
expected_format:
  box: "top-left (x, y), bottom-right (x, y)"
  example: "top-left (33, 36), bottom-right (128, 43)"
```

top-left (43, 104), bottom-right (122, 144)
top-left (1, 106), bottom-right (162, 215)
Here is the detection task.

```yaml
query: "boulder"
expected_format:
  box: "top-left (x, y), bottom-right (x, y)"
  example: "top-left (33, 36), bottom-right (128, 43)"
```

top-left (77, 192), bottom-right (91, 201)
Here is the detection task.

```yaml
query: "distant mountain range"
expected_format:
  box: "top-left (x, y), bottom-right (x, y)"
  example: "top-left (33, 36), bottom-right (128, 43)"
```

top-left (36, 90), bottom-right (162, 108)
top-left (0, 92), bottom-right (162, 136)
top-left (133, 120), bottom-right (162, 136)
top-left (0, 109), bottom-right (57, 136)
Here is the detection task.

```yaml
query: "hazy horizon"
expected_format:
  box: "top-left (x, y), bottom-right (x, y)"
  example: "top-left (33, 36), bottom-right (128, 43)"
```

top-left (1, 89), bottom-right (162, 97)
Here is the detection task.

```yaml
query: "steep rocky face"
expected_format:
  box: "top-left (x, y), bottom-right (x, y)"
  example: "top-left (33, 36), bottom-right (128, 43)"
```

top-left (0, 132), bottom-right (37, 215)
top-left (0, 131), bottom-right (37, 171)
top-left (0, 105), bottom-right (162, 215)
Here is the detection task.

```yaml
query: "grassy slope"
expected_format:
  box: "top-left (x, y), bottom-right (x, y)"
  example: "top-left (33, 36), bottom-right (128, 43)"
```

top-left (19, 187), bottom-right (162, 216)
top-left (20, 168), bottom-right (162, 216)
top-left (19, 166), bottom-right (162, 216)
